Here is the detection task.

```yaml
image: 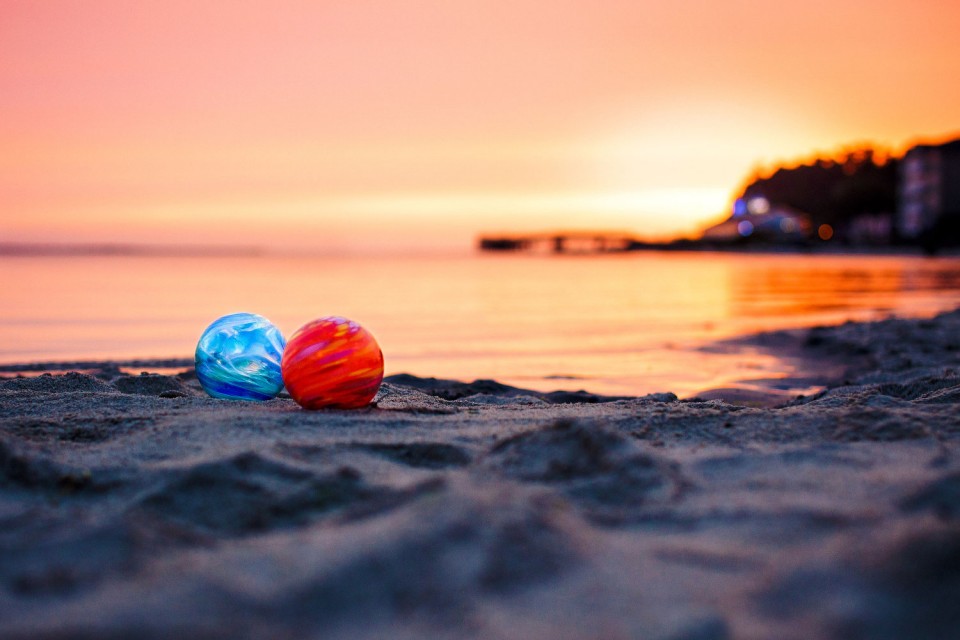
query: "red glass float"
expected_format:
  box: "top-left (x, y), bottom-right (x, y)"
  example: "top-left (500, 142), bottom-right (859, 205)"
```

top-left (281, 316), bottom-right (384, 409)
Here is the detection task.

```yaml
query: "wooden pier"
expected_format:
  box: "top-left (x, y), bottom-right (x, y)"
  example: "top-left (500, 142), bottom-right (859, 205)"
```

top-left (478, 231), bottom-right (641, 254)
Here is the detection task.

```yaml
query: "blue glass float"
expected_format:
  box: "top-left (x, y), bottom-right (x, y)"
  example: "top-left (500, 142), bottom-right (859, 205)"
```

top-left (195, 312), bottom-right (286, 401)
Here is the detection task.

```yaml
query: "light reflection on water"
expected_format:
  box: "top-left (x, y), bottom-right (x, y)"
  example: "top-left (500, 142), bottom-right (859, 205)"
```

top-left (2, 252), bottom-right (960, 397)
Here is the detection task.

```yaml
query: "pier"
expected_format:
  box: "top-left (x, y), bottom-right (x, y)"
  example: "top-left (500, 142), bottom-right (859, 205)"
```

top-left (478, 231), bottom-right (641, 254)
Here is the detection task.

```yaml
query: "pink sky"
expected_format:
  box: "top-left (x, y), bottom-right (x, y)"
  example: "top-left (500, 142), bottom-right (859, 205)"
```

top-left (2, 1), bottom-right (959, 252)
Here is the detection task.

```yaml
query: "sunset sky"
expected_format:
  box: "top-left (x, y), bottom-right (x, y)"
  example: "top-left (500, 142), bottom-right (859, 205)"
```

top-left (2, 0), bottom-right (959, 252)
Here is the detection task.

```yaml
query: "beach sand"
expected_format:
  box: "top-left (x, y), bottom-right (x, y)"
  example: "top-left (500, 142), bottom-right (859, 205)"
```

top-left (2, 310), bottom-right (960, 639)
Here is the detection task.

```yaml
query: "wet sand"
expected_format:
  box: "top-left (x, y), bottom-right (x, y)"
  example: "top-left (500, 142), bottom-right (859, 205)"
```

top-left (2, 309), bottom-right (960, 639)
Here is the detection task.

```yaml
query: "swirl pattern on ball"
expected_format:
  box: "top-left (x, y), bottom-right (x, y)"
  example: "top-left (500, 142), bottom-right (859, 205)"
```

top-left (195, 313), bottom-right (286, 401)
top-left (281, 316), bottom-right (384, 409)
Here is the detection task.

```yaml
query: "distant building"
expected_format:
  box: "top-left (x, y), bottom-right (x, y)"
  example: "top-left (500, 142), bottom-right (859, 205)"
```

top-left (898, 137), bottom-right (960, 239)
top-left (701, 197), bottom-right (811, 243)
top-left (846, 213), bottom-right (893, 245)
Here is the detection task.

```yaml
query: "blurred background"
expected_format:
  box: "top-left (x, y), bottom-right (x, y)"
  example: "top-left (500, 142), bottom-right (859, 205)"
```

top-left (2, 1), bottom-right (960, 395)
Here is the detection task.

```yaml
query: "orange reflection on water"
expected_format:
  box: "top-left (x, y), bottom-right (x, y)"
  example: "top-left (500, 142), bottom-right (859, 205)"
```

top-left (2, 252), bottom-right (960, 396)
top-left (727, 254), bottom-right (960, 325)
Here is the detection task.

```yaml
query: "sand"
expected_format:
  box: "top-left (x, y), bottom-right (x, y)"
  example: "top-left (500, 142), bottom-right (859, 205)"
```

top-left (2, 310), bottom-right (960, 639)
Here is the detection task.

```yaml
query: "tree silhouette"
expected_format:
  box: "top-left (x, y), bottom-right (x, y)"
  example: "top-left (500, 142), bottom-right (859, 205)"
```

top-left (739, 146), bottom-right (898, 241)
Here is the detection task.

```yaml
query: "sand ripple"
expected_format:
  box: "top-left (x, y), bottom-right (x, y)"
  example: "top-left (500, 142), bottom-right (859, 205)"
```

top-left (3, 308), bottom-right (960, 639)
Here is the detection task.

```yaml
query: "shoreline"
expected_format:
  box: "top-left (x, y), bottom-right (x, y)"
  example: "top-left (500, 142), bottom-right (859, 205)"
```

top-left (0, 304), bottom-right (937, 408)
top-left (1, 304), bottom-right (956, 409)
top-left (2, 309), bottom-right (960, 638)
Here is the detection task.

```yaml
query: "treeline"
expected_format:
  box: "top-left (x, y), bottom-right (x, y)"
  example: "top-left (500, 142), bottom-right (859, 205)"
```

top-left (739, 147), bottom-right (899, 237)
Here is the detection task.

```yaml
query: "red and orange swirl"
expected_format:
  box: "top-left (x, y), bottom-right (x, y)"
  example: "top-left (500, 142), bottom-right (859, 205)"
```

top-left (281, 316), bottom-right (384, 410)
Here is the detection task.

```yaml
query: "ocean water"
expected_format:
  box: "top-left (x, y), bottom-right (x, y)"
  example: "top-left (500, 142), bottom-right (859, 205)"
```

top-left (4, 251), bottom-right (960, 397)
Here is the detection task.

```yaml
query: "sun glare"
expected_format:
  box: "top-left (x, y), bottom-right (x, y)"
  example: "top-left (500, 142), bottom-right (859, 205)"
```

top-left (2, 1), bottom-right (960, 251)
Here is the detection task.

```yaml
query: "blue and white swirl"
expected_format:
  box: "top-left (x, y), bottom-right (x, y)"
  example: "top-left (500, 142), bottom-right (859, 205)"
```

top-left (195, 312), bottom-right (286, 401)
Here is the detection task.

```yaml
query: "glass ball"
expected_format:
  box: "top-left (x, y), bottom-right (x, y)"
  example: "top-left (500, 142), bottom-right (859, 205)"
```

top-left (281, 316), bottom-right (384, 409)
top-left (195, 312), bottom-right (286, 401)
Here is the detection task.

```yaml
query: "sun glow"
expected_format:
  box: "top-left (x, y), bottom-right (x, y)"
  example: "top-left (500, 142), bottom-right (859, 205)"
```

top-left (22, 187), bottom-right (728, 251)
top-left (2, 1), bottom-right (959, 252)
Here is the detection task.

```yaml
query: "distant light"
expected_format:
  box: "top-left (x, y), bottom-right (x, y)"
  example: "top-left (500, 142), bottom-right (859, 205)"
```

top-left (818, 224), bottom-right (834, 241)
top-left (780, 218), bottom-right (797, 233)
top-left (737, 220), bottom-right (754, 237)
top-left (747, 197), bottom-right (770, 215)
top-left (733, 198), bottom-right (748, 217)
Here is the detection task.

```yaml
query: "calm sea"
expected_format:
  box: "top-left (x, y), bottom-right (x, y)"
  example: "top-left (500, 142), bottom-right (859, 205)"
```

top-left (3, 251), bottom-right (960, 397)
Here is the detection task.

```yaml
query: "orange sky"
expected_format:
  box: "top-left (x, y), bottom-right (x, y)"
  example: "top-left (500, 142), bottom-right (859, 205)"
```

top-left (2, 0), bottom-right (959, 252)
